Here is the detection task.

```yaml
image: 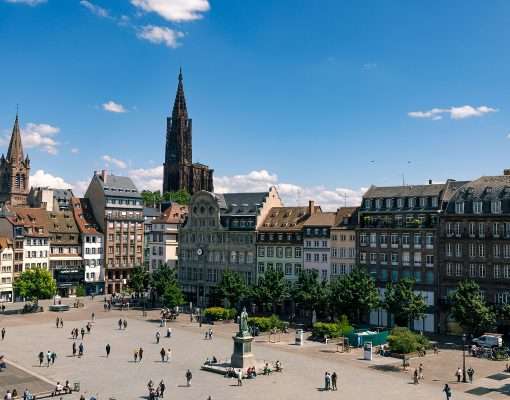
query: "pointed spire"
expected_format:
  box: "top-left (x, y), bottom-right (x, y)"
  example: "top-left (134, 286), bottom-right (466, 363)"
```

top-left (172, 68), bottom-right (187, 118)
top-left (7, 113), bottom-right (24, 163)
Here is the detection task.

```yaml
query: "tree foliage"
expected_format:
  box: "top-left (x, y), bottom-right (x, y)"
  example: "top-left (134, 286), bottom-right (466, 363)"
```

top-left (163, 189), bottom-right (191, 205)
top-left (328, 267), bottom-right (379, 323)
top-left (383, 278), bottom-right (427, 327)
top-left (449, 280), bottom-right (496, 335)
top-left (291, 270), bottom-right (329, 315)
top-left (15, 268), bottom-right (57, 302)
top-left (150, 265), bottom-right (183, 308)
top-left (141, 190), bottom-right (191, 207)
top-left (252, 268), bottom-right (289, 313)
top-left (128, 266), bottom-right (150, 296)
top-left (216, 270), bottom-right (247, 308)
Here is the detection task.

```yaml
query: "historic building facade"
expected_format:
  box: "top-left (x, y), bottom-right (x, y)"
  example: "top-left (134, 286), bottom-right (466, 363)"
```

top-left (178, 187), bottom-right (282, 306)
top-left (163, 70), bottom-right (214, 195)
top-left (303, 207), bottom-right (335, 281)
top-left (85, 170), bottom-right (144, 294)
top-left (0, 115), bottom-right (30, 206)
top-left (0, 237), bottom-right (14, 302)
top-left (256, 203), bottom-right (318, 283)
top-left (357, 182), bottom-right (455, 332)
top-left (330, 207), bottom-right (358, 280)
top-left (439, 172), bottom-right (510, 332)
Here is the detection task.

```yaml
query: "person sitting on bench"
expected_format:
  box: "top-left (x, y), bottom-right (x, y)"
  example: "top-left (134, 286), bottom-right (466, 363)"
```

top-left (53, 382), bottom-right (64, 395)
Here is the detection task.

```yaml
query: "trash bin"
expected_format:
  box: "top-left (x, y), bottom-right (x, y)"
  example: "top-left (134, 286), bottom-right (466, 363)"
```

top-left (363, 342), bottom-right (373, 361)
top-left (295, 329), bottom-right (304, 346)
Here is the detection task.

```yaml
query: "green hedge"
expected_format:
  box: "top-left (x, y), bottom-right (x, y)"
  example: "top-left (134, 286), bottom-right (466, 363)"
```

top-left (313, 316), bottom-right (353, 339)
top-left (387, 327), bottom-right (430, 354)
top-left (204, 307), bottom-right (236, 321)
top-left (248, 315), bottom-right (284, 332)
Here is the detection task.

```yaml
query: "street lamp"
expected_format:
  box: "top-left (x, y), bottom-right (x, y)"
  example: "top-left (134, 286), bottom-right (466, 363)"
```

top-left (462, 333), bottom-right (467, 383)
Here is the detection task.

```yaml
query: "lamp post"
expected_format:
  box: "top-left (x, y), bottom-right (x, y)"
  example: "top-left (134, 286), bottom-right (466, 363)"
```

top-left (462, 333), bottom-right (467, 383)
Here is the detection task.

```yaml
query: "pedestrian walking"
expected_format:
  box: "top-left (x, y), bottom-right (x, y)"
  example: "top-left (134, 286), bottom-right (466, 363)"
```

top-left (237, 369), bottom-right (243, 386)
top-left (166, 348), bottom-right (171, 362)
top-left (118, 319), bottom-right (123, 330)
top-left (156, 331), bottom-right (161, 344)
top-left (1, 328), bottom-right (5, 340)
top-left (160, 347), bottom-right (166, 362)
top-left (59, 318), bottom-right (63, 328)
top-left (167, 327), bottom-right (172, 338)
top-left (455, 367), bottom-right (462, 383)
top-left (186, 369), bottom-right (192, 387)
top-left (105, 344), bottom-right (111, 358)
top-left (91, 312), bottom-right (95, 322)
top-left (413, 368), bottom-right (419, 384)
top-left (443, 384), bottom-right (452, 400)
top-left (467, 367), bottom-right (475, 383)
top-left (134, 349), bottom-right (138, 362)
top-left (104, 303), bottom-right (107, 312)
top-left (80, 328), bottom-right (85, 340)
top-left (72, 342), bottom-right (77, 357)
top-left (208, 328), bottom-right (213, 340)
top-left (78, 343), bottom-right (84, 357)
top-left (123, 319), bottom-right (128, 330)
top-left (419, 363), bottom-right (424, 380)
top-left (138, 347), bottom-right (143, 361)
top-left (51, 351), bottom-right (56, 365)
top-left (331, 372), bottom-right (337, 391)
top-left (324, 372), bottom-right (331, 391)
top-left (46, 351), bottom-right (51, 367)
top-left (38, 351), bottom-right (44, 367)
top-left (159, 380), bottom-right (165, 398)
top-left (56, 317), bottom-right (59, 328)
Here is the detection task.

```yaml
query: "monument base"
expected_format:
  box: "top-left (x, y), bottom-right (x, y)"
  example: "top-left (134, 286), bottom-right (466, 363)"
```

top-left (231, 335), bottom-right (254, 368)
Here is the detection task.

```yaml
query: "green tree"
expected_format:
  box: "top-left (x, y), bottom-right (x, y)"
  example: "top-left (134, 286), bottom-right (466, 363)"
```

top-left (328, 267), bottom-right (379, 324)
top-left (150, 265), bottom-right (184, 308)
top-left (128, 267), bottom-right (150, 297)
top-left (449, 280), bottom-right (496, 335)
top-left (163, 189), bottom-right (191, 205)
top-left (292, 270), bottom-right (329, 316)
top-left (141, 190), bottom-right (162, 207)
top-left (15, 268), bottom-right (57, 303)
top-left (161, 283), bottom-right (184, 309)
top-left (216, 270), bottom-right (247, 308)
top-left (252, 268), bottom-right (289, 313)
top-left (383, 278), bottom-right (427, 327)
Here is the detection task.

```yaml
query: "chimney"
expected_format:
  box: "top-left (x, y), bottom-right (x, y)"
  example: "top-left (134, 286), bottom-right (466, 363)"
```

top-left (429, 179), bottom-right (432, 185)
top-left (504, 169), bottom-right (510, 176)
top-left (101, 170), bottom-right (107, 182)
top-left (308, 200), bottom-right (315, 216)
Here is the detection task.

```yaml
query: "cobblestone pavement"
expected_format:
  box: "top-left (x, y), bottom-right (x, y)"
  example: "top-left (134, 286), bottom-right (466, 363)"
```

top-left (0, 298), bottom-right (499, 399)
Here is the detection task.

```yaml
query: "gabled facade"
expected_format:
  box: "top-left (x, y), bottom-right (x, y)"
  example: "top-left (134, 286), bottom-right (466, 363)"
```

top-left (0, 115), bottom-right (30, 206)
top-left (0, 237), bottom-right (14, 302)
top-left (330, 207), bottom-right (358, 279)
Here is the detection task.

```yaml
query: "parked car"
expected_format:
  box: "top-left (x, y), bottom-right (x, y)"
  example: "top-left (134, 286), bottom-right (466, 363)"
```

top-left (472, 334), bottom-right (503, 348)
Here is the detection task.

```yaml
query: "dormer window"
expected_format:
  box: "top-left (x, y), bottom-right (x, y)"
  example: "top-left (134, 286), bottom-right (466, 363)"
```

top-left (385, 198), bottom-right (393, 209)
top-left (397, 198), bottom-right (404, 208)
top-left (473, 201), bottom-right (483, 214)
top-left (491, 200), bottom-right (502, 214)
top-left (455, 201), bottom-right (465, 214)
top-left (375, 199), bottom-right (382, 209)
top-left (431, 197), bottom-right (438, 208)
top-left (408, 197), bottom-right (415, 208)
top-left (364, 199), bottom-right (372, 209)
top-left (419, 197), bottom-right (427, 208)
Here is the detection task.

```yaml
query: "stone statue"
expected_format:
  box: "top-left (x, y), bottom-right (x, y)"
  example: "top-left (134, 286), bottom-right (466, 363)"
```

top-left (239, 307), bottom-right (249, 336)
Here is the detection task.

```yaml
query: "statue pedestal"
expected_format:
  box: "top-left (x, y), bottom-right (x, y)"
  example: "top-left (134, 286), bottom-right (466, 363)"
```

top-left (231, 335), bottom-right (254, 368)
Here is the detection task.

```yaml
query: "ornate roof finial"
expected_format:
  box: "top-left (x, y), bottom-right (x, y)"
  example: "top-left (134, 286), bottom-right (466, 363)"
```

top-left (179, 67), bottom-right (183, 82)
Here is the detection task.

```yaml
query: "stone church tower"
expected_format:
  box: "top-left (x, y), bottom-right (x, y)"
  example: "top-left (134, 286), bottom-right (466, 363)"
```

top-left (0, 114), bottom-right (30, 206)
top-left (163, 69), bottom-right (214, 195)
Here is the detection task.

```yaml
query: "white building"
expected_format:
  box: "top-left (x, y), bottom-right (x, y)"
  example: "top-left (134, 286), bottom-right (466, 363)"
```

top-left (72, 198), bottom-right (104, 295)
top-left (0, 237), bottom-right (14, 302)
top-left (303, 210), bottom-right (336, 281)
top-left (148, 203), bottom-right (187, 271)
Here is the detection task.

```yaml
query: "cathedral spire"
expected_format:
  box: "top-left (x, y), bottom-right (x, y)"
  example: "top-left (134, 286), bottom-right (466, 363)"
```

top-left (172, 68), bottom-right (187, 118)
top-left (7, 113), bottom-right (24, 163)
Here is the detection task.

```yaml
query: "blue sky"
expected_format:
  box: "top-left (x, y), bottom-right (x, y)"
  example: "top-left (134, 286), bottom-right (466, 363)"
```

top-left (0, 0), bottom-right (509, 209)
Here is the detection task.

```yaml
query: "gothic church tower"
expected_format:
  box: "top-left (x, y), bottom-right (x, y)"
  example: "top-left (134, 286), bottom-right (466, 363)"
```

top-left (0, 114), bottom-right (30, 206)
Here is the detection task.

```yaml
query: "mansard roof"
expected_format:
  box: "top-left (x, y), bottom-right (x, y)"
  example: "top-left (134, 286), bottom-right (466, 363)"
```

top-left (363, 183), bottom-right (446, 199)
top-left (259, 206), bottom-right (313, 232)
top-left (215, 192), bottom-right (269, 216)
top-left (449, 175), bottom-right (510, 202)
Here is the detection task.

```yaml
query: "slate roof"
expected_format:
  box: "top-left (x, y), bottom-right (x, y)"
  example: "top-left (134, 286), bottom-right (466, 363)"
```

top-left (334, 206), bottom-right (358, 227)
top-left (259, 206), bottom-right (315, 232)
top-left (449, 176), bottom-right (510, 202)
top-left (144, 207), bottom-right (161, 218)
top-left (363, 183), bottom-right (446, 198)
top-left (215, 192), bottom-right (269, 216)
top-left (442, 180), bottom-right (470, 203)
top-left (99, 174), bottom-right (141, 199)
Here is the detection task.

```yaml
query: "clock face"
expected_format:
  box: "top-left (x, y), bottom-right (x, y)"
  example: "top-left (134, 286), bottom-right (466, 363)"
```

top-left (197, 248), bottom-right (203, 256)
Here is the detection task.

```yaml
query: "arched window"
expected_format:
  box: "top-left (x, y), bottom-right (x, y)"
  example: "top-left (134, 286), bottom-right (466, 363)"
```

top-left (15, 174), bottom-right (20, 189)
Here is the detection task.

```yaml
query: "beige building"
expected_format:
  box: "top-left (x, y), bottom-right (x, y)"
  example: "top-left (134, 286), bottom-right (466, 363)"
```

top-left (330, 207), bottom-right (358, 279)
top-left (148, 204), bottom-right (188, 271)
top-left (0, 237), bottom-right (14, 302)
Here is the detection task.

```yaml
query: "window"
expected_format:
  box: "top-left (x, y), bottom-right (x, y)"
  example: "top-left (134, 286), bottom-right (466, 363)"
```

top-left (364, 199), bottom-right (372, 209)
top-left (469, 222), bottom-right (475, 237)
top-left (397, 198), bottom-right (404, 208)
top-left (419, 197), bottom-right (427, 208)
top-left (370, 233), bottom-right (377, 247)
top-left (455, 263), bottom-right (463, 277)
top-left (494, 264), bottom-right (501, 279)
top-left (446, 243), bottom-right (453, 257)
top-left (391, 253), bottom-right (398, 265)
top-left (469, 263), bottom-right (476, 277)
top-left (380, 253), bottom-right (388, 264)
top-left (322, 240), bottom-right (327, 248)
top-left (386, 198), bottom-right (393, 208)
top-left (295, 247), bottom-right (302, 258)
top-left (504, 245), bottom-right (510, 259)
top-left (491, 200), bottom-right (502, 214)
top-left (493, 223), bottom-right (501, 237)
top-left (479, 244), bottom-right (485, 258)
top-left (454, 223), bottom-right (461, 236)
top-left (426, 255), bottom-right (434, 266)
top-left (285, 247), bottom-right (292, 258)
top-left (414, 252), bottom-right (421, 266)
top-left (267, 247), bottom-right (274, 257)
top-left (370, 253), bottom-right (377, 264)
top-left (360, 233), bottom-right (368, 246)
top-left (391, 234), bottom-right (399, 247)
top-left (408, 198), bottom-right (415, 208)
top-left (380, 234), bottom-right (388, 247)
top-left (431, 197), bottom-right (438, 208)
top-left (455, 201), bottom-right (464, 214)
top-left (402, 252), bottom-right (410, 265)
top-left (447, 223), bottom-right (453, 236)
top-left (258, 247), bottom-right (265, 257)
top-left (473, 201), bottom-right (483, 214)
top-left (479, 264), bottom-right (486, 278)
top-left (276, 247), bottom-right (283, 258)
top-left (446, 263), bottom-right (453, 276)
top-left (479, 223), bottom-right (485, 238)
top-left (322, 254), bottom-right (328, 262)
top-left (314, 254), bottom-right (320, 262)
top-left (455, 243), bottom-right (462, 257)
top-left (469, 243), bottom-right (476, 258)
top-left (360, 252), bottom-right (367, 264)
top-left (494, 244), bottom-right (501, 258)
top-left (413, 234), bottom-right (421, 247)
top-left (285, 263), bottom-right (293, 275)
top-left (426, 233), bottom-right (434, 247)
top-left (294, 264), bottom-right (302, 274)
top-left (375, 199), bottom-right (382, 209)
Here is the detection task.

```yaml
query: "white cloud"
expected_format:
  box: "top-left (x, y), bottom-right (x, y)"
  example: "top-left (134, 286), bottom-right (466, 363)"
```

top-left (102, 155), bottom-right (127, 169)
top-left (215, 169), bottom-right (366, 211)
top-left (137, 25), bottom-right (184, 48)
top-left (70, 180), bottom-right (90, 197)
top-left (102, 101), bottom-right (127, 113)
top-left (131, 0), bottom-right (210, 22)
top-left (80, 0), bottom-right (109, 17)
top-left (4, 0), bottom-right (46, 5)
top-left (30, 170), bottom-right (73, 189)
top-left (129, 165), bottom-right (163, 192)
top-left (408, 105), bottom-right (498, 120)
top-left (20, 123), bottom-right (60, 155)
top-left (71, 148), bottom-right (80, 154)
